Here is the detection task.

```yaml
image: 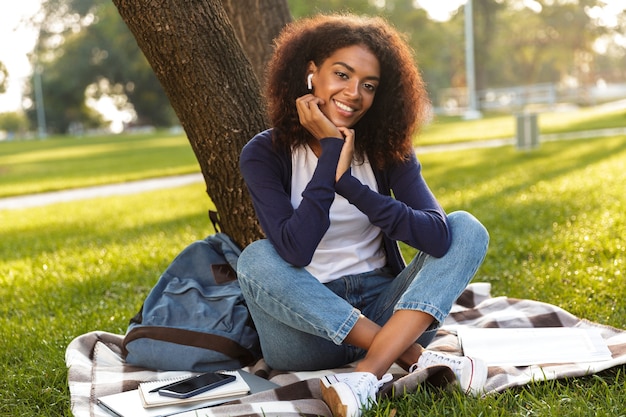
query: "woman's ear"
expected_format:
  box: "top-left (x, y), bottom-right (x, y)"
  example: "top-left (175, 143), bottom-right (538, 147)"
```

top-left (306, 61), bottom-right (317, 91)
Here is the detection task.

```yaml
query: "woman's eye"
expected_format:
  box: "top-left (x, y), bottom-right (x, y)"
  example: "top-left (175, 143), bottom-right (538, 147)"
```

top-left (363, 83), bottom-right (377, 92)
top-left (335, 71), bottom-right (348, 79)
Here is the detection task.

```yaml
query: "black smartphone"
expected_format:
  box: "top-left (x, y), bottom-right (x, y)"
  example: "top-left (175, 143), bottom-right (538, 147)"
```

top-left (158, 372), bottom-right (236, 399)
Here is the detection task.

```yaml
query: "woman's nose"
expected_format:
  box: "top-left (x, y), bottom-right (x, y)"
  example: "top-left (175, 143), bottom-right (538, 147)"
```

top-left (344, 80), bottom-right (360, 98)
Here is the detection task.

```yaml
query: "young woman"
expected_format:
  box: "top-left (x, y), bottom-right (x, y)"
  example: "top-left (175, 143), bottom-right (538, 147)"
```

top-left (237, 13), bottom-right (489, 417)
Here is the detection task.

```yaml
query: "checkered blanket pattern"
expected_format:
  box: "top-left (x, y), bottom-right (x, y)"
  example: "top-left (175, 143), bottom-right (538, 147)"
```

top-left (65, 283), bottom-right (626, 417)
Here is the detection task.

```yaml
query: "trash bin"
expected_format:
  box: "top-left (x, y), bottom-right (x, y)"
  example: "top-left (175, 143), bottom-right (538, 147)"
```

top-left (515, 113), bottom-right (539, 150)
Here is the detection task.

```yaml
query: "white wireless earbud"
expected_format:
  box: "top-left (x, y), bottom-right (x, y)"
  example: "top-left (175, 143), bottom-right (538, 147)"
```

top-left (307, 73), bottom-right (313, 90)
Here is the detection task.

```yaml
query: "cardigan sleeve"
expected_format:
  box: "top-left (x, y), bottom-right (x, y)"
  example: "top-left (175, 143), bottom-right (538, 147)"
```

top-left (240, 131), bottom-right (345, 266)
top-left (335, 152), bottom-right (451, 257)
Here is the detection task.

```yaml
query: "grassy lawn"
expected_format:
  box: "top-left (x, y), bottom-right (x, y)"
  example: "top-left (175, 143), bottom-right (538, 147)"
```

top-left (1, 184), bottom-right (216, 416)
top-left (0, 131), bottom-right (199, 198)
top-left (418, 105), bottom-right (626, 146)
top-left (1, 106), bottom-right (625, 416)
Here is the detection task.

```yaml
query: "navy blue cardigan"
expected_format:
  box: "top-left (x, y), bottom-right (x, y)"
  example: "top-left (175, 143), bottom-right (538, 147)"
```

top-left (239, 129), bottom-right (451, 276)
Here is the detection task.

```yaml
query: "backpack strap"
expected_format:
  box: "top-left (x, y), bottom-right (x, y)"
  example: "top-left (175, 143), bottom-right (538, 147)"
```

top-left (122, 326), bottom-right (257, 367)
top-left (209, 210), bottom-right (221, 233)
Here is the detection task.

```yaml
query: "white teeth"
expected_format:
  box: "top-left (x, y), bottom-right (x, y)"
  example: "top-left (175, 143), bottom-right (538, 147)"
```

top-left (334, 100), bottom-right (354, 112)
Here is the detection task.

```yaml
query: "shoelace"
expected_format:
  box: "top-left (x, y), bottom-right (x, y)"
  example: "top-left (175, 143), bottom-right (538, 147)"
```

top-left (409, 352), bottom-right (463, 373)
top-left (378, 373), bottom-right (393, 386)
top-left (354, 373), bottom-right (393, 404)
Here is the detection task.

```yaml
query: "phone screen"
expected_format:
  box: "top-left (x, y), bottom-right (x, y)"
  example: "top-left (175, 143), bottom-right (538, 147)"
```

top-left (158, 372), bottom-right (236, 398)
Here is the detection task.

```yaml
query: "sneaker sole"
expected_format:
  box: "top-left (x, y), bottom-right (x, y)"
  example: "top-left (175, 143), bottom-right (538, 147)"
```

top-left (463, 357), bottom-right (477, 394)
top-left (320, 378), bottom-right (351, 417)
top-left (464, 357), bottom-right (487, 396)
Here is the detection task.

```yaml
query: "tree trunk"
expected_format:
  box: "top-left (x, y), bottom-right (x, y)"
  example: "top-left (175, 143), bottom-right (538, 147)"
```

top-left (222, 0), bottom-right (292, 85)
top-left (112, 0), bottom-right (288, 248)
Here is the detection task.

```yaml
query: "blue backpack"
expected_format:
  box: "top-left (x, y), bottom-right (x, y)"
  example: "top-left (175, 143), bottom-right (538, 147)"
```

top-left (122, 233), bottom-right (262, 372)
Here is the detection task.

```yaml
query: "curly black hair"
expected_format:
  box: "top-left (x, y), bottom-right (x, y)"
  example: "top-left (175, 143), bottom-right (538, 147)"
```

top-left (265, 13), bottom-right (430, 169)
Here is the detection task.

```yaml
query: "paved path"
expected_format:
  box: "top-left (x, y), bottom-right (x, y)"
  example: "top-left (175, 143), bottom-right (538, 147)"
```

top-left (415, 126), bottom-right (626, 154)
top-left (2, 126), bottom-right (625, 211)
top-left (0, 173), bottom-right (203, 210)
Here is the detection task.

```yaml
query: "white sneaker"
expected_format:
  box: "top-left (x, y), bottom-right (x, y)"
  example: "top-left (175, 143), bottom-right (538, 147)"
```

top-left (410, 350), bottom-right (487, 396)
top-left (320, 372), bottom-right (392, 417)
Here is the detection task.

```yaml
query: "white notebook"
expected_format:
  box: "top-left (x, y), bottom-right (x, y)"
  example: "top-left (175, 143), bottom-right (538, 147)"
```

top-left (97, 388), bottom-right (237, 417)
top-left (138, 371), bottom-right (249, 408)
top-left (457, 327), bottom-right (612, 367)
top-left (97, 370), bottom-right (252, 417)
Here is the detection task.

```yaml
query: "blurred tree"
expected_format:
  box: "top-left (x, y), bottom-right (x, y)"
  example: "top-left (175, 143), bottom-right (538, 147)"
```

top-left (25, 1), bottom-right (175, 133)
top-left (444, 0), bottom-right (612, 104)
top-left (0, 61), bottom-right (8, 94)
top-left (592, 5), bottom-right (626, 83)
top-left (472, 0), bottom-right (505, 91)
top-left (26, 0), bottom-right (292, 134)
top-left (480, 0), bottom-right (607, 87)
top-left (29, 19), bottom-right (105, 134)
top-left (90, 3), bottom-right (176, 128)
top-left (0, 112), bottom-right (29, 137)
top-left (428, 0), bottom-right (612, 110)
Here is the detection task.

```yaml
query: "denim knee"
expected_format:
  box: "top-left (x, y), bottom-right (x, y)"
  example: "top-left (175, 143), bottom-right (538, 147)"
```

top-left (238, 240), bottom-right (265, 275)
top-left (236, 239), bottom-right (275, 291)
top-left (448, 210), bottom-right (489, 250)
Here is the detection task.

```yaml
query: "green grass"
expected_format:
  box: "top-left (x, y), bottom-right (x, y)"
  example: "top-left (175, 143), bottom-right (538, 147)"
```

top-left (418, 106), bottom-right (626, 146)
top-left (1, 184), bottom-right (216, 416)
top-left (1, 105), bottom-right (626, 416)
top-left (0, 131), bottom-right (199, 198)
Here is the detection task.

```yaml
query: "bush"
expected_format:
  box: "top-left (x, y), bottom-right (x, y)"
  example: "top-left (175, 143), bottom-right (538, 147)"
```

top-left (0, 111), bottom-right (30, 139)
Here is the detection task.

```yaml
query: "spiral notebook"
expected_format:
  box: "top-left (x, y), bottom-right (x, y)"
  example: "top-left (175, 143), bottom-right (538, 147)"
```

top-left (97, 370), bottom-right (275, 417)
top-left (138, 371), bottom-right (250, 408)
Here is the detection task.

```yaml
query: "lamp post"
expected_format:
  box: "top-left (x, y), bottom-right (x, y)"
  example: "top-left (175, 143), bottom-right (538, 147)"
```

top-left (33, 63), bottom-right (47, 139)
top-left (464, 0), bottom-right (482, 120)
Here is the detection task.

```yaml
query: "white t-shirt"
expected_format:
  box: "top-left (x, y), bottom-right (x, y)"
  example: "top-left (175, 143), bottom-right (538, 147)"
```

top-left (291, 145), bottom-right (386, 283)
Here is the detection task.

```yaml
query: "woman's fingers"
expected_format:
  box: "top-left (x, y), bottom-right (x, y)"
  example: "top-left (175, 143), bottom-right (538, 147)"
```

top-left (296, 95), bottom-right (340, 139)
top-left (336, 127), bottom-right (355, 181)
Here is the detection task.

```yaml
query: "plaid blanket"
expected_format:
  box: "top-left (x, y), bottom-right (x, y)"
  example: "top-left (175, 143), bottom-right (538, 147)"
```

top-left (66, 283), bottom-right (626, 417)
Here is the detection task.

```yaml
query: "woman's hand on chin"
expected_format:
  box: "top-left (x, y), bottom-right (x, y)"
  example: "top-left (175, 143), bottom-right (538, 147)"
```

top-left (296, 94), bottom-right (342, 140)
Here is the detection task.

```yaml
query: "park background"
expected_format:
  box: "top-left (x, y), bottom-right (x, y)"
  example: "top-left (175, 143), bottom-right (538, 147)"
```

top-left (1, 1), bottom-right (626, 416)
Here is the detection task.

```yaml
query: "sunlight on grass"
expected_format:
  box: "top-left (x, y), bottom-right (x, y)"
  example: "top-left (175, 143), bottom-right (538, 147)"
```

top-left (540, 105), bottom-right (626, 133)
top-left (418, 113), bottom-right (515, 145)
top-left (417, 106), bottom-right (626, 146)
top-left (402, 135), bottom-right (626, 327)
top-left (0, 183), bottom-right (215, 416)
top-left (0, 131), bottom-right (199, 197)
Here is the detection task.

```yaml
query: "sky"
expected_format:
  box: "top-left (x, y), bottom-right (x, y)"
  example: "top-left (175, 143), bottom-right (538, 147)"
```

top-left (0, 0), bottom-right (42, 112)
top-left (0, 0), bottom-right (624, 113)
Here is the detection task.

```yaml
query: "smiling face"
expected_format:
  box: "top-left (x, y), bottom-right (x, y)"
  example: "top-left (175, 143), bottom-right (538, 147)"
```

top-left (308, 44), bottom-right (381, 128)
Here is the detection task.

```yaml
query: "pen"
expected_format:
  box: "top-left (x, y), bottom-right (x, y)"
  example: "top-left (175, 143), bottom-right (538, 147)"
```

top-left (148, 380), bottom-right (183, 393)
top-left (148, 371), bottom-right (230, 393)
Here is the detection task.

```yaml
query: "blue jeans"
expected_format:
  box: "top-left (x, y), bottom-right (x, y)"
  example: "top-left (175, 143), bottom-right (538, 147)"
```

top-left (237, 211), bottom-right (489, 371)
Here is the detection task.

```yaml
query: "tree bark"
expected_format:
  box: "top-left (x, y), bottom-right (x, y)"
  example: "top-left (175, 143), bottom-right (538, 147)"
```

top-left (222, 0), bottom-right (292, 85)
top-left (111, 0), bottom-right (288, 248)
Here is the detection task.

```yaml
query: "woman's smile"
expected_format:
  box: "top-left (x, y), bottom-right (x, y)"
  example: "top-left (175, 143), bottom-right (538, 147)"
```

top-left (334, 99), bottom-right (357, 114)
